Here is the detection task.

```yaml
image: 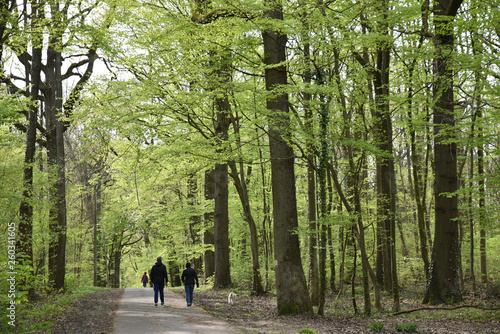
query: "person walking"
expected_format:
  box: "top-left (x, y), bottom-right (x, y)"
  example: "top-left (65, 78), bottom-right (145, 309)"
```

top-left (181, 262), bottom-right (199, 307)
top-left (150, 256), bottom-right (168, 306)
top-left (141, 272), bottom-right (149, 287)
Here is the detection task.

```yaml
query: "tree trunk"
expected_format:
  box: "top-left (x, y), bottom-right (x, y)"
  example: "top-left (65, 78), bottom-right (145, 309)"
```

top-left (188, 173), bottom-right (203, 270)
top-left (424, 0), bottom-right (463, 305)
top-left (16, 6), bottom-right (42, 299)
top-left (213, 93), bottom-right (231, 289)
top-left (372, 0), bottom-right (399, 310)
top-left (317, 71), bottom-right (329, 316)
top-left (468, 143), bottom-right (476, 292)
top-left (113, 249), bottom-right (121, 288)
top-left (408, 92), bottom-right (431, 279)
top-left (477, 110), bottom-right (487, 284)
top-left (263, 0), bottom-right (312, 315)
top-left (257, 131), bottom-right (272, 291)
top-left (46, 41), bottom-right (67, 291)
top-left (204, 169), bottom-right (215, 282)
top-left (470, 4), bottom-right (487, 286)
top-left (92, 188), bottom-right (99, 287)
top-left (327, 170), bottom-right (336, 293)
top-left (55, 48), bottom-right (67, 290)
top-left (213, 160), bottom-right (231, 288)
top-left (299, 9), bottom-right (320, 305)
top-left (228, 160), bottom-right (264, 294)
top-left (307, 159), bottom-right (320, 305)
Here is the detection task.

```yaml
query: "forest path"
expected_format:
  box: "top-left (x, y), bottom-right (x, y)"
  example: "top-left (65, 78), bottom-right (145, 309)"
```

top-left (113, 287), bottom-right (241, 334)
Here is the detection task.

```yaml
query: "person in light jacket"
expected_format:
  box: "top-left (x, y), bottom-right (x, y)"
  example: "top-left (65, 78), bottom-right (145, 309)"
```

top-left (181, 262), bottom-right (199, 307)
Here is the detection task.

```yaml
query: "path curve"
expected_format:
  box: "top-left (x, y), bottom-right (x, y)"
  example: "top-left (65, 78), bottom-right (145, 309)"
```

top-left (114, 287), bottom-right (240, 334)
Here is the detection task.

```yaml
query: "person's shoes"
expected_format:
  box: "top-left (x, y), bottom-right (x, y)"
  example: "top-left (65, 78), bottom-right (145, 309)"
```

top-left (161, 302), bottom-right (164, 305)
top-left (155, 303), bottom-right (158, 306)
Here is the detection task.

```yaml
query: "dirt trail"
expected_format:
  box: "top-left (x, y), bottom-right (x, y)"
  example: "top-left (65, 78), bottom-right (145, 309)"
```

top-left (113, 288), bottom-right (241, 334)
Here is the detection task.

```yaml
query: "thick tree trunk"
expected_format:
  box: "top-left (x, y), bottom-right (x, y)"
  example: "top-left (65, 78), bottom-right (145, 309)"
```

top-left (372, 0), bottom-right (399, 310)
top-left (299, 16), bottom-right (319, 305)
top-left (55, 48), bottom-right (67, 290)
top-left (304, 45), bottom-right (320, 308)
top-left (263, 0), bottom-right (312, 315)
top-left (204, 170), bottom-right (215, 282)
top-left (213, 161), bottom-right (231, 288)
top-left (424, 0), bottom-right (463, 305)
top-left (46, 43), bottom-right (67, 291)
top-left (17, 15), bottom-right (42, 300)
top-left (213, 94), bottom-right (231, 288)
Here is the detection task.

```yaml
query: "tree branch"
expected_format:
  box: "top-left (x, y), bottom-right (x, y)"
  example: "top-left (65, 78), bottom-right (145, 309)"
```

top-left (392, 304), bottom-right (500, 316)
top-left (191, 7), bottom-right (257, 24)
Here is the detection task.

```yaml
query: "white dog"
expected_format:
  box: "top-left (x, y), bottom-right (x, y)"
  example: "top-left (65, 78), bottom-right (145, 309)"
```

top-left (227, 292), bottom-right (237, 304)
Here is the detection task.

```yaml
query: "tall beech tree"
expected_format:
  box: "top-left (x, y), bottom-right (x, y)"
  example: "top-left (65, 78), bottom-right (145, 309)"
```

top-left (263, 0), bottom-right (312, 314)
top-left (16, 0), bottom-right (42, 301)
top-left (5, 0), bottom-right (500, 318)
top-left (372, 0), bottom-right (399, 310)
top-left (212, 77), bottom-right (232, 288)
top-left (424, 0), bottom-right (464, 305)
top-left (2, 0), bottom-right (111, 291)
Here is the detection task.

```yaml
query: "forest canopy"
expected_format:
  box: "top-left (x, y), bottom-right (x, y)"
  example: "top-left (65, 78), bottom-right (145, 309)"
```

top-left (1, 0), bottom-right (499, 320)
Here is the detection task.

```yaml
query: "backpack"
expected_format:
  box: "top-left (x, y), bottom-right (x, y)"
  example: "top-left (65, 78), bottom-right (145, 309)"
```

top-left (142, 275), bottom-right (147, 283)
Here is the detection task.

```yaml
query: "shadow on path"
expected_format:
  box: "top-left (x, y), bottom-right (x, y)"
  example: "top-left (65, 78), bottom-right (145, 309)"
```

top-left (114, 288), bottom-right (240, 334)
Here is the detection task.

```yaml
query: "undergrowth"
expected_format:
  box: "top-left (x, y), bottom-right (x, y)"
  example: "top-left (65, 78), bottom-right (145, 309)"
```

top-left (1, 286), bottom-right (109, 334)
top-left (322, 283), bottom-right (500, 322)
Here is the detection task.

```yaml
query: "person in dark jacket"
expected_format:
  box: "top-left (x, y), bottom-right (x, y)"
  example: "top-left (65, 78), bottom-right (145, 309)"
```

top-left (181, 262), bottom-right (199, 307)
top-left (150, 256), bottom-right (168, 306)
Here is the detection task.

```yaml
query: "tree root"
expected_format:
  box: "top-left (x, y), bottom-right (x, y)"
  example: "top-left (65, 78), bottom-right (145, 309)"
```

top-left (391, 304), bottom-right (500, 316)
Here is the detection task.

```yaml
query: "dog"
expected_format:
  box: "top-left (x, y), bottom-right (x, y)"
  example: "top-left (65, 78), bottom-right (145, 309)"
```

top-left (227, 292), bottom-right (237, 305)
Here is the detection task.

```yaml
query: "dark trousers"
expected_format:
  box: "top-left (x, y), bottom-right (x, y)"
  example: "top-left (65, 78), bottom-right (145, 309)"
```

top-left (184, 284), bottom-right (194, 305)
top-left (153, 281), bottom-right (164, 304)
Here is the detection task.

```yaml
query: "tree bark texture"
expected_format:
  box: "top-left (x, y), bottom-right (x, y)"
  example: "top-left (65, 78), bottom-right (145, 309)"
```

top-left (317, 81), bottom-right (329, 316)
top-left (46, 41), bottom-right (67, 290)
top-left (229, 161), bottom-right (264, 294)
top-left (304, 44), bottom-right (320, 308)
top-left (374, 34), bottom-right (400, 312)
top-left (16, 4), bottom-right (42, 298)
top-left (424, 0), bottom-right (463, 305)
top-left (204, 169), bottom-right (216, 281)
top-left (213, 94), bottom-right (232, 289)
top-left (263, 1), bottom-right (312, 314)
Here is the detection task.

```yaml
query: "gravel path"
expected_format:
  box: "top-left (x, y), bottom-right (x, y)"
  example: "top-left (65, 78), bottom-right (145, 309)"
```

top-left (113, 288), bottom-right (241, 334)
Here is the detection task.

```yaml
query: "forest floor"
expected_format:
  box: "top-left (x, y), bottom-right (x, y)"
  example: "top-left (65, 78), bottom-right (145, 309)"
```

top-left (190, 288), bottom-right (500, 333)
top-left (48, 285), bottom-right (500, 334)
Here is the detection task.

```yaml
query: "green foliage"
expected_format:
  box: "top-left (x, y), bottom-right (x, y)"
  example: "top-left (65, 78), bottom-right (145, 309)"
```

top-left (0, 287), bottom-right (108, 333)
top-left (0, 0), bottom-right (499, 321)
top-left (369, 321), bottom-right (385, 332)
top-left (299, 328), bottom-right (318, 334)
top-left (395, 322), bottom-right (419, 333)
top-left (0, 88), bottom-right (26, 124)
